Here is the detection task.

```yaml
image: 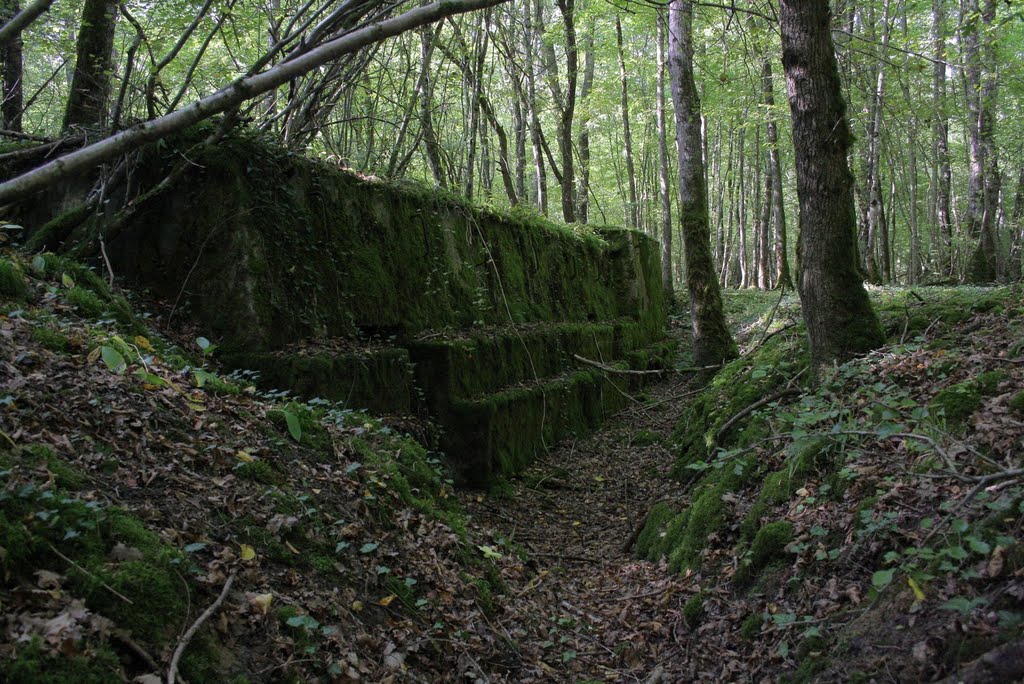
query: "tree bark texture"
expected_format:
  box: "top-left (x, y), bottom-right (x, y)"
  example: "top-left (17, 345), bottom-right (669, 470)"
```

top-left (63, 0), bottom-right (118, 130)
top-left (668, 0), bottom-right (736, 366)
top-left (1, 0), bottom-right (23, 131)
top-left (779, 0), bottom-right (884, 366)
top-left (656, 10), bottom-right (673, 300)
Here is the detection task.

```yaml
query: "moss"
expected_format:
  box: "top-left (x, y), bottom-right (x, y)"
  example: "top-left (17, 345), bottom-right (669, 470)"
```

top-left (0, 258), bottom-right (27, 300)
top-left (631, 429), bottom-right (660, 446)
top-left (740, 437), bottom-right (835, 540)
top-left (671, 334), bottom-right (809, 476)
top-left (267, 402), bottom-right (332, 459)
top-left (740, 613), bottom-right (765, 640)
top-left (635, 502), bottom-right (676, 560)
top-left (1009, 391), bottom-right (1024, 416)
top-left (31, 325), bottom-right (70, 352)
top-left (667, 482), bottom-right (729, 573)
top-left (973, 370), bottom-right (1006, 395)
top-left (929, 381), bottom-right (983, 428)
top-left (65, 286), bottom-right (106, 317)
top-left (6, 638), bottom-right (123, 683)
top-left (736, 521), bottom-right (794, 586)
top-left (236, 459), bottom-right (282, 485)
top-left (683, 592), bottom-right (705, 628)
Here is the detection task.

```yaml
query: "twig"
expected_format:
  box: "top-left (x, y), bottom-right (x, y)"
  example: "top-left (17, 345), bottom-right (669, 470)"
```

top-left (754, 285), bottom-right (787, 349)
top-left (715, 388), bottom-right (802, 442)
top-left (111, 630), bottom-right (161, 673)
top-left (167, 571), bottom-right (237, 684)
top-left (47, 542), bottom-right (133, 604)
top-left (573, 354), bottom-right (664, 376)
top-left (98, 236), bottom-right (115, 289)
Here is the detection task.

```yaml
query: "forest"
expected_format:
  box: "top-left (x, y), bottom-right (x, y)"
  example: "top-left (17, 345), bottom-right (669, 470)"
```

top-left (0, 0), bottom-right (1023, 682)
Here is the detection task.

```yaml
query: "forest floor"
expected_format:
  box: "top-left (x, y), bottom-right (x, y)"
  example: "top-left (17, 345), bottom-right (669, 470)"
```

top-left (1, 250), bottom-right (1022, 683)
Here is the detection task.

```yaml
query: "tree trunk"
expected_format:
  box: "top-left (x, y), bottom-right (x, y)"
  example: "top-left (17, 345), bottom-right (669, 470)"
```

top-left (419, 28), bottom-right (447, 188)
top-left (524, 0), bottom-right (547, 214)
top-left (656, 10), bottom-right (673, 300)
top-left (931, 0), bottom-right (953, 276)
top-left (668, 0), bottom-right (736, 366)
top-left (576, 22), bottom-right (594, 222)
top-left (616, 15), bottom-right (639, 231)
top-left (967, 0), bottom-right (999, 282)
top-left (1, 0), bottom-right (23, 131)
top-left (763, 58), bottom-right (793, 290)
top-left (1008, 162), bottom-right (1023, 281)
top-left (63, 0), bottom-right (118, 131)
top-left (780, 0), bottom-right (884, 367)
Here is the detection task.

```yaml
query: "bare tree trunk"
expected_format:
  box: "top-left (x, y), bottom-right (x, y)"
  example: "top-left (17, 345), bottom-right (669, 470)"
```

top-left (656, 10), bottom-right (673, 300)
top-left (1009, 162), bottom-right (1023, 280)
top-left (780, 0), bottom-right (884, 367)
top-left (1, 0), bottom-right (23, 131)
top-left (419, 28), bottom-right (447, 188)
top-left (668, 0), bottom-right (736, 365)
top-left (63, 0), bottom-right (118, 130)
top-left (763, 58), bottom-right (793, 290)
top-left (524, 0), bottom-right (546, 214)
top-left (738, 124), bottom-right (748, 289)
top-left (931, 0), bottom-right (953, 276)
top-left (616, 15), bottom-right (638, 231)
top-left (967, 0), bottom-right (999, 282)
top-left (576, 21), bottom-right (594, 222)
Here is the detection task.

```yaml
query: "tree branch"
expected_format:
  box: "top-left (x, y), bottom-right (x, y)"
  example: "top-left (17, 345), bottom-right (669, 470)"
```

top-left (0, 0), bottom-right (510, 206)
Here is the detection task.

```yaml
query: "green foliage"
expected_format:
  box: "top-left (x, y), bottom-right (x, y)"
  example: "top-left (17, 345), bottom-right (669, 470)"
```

top-left (0, 258), bottom-right (27, 300)
top-left (31, 325), bottom-right (70, 352)
top-left (929, 381), bottom-right (983, 428)
top-left (65, 286), bottom-right (106, 317)
top-left (1009, 390), bottom-right (1024, 415)
top-left (683, 592), bottom-right (705, 628)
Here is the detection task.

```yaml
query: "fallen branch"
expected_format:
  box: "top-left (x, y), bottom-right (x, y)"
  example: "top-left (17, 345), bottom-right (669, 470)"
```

top-left (714, 388), bottom-right (802, 442)
top-left (573, 354), bottom-right (664, 376)
top-left (167, 571), bottom-right (237, 684)
top-left (936, 638), bottom-right (1024, 684)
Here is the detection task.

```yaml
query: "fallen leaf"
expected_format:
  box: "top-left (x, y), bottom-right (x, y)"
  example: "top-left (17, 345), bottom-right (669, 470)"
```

top-left (240, 544), bottom-right (256, 561)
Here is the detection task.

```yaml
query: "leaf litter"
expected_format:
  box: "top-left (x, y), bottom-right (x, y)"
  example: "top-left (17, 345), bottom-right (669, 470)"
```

top-left (1, 258), bottom-right (1022, 682)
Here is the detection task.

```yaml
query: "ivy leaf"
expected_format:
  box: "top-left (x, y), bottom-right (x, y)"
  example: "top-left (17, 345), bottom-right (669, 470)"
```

top-left (61, 273), bottom-right (75, 288)
top-left (359, 542), bottom-right (379, 554)
top-left (31, 255), bottom-right (46, 274)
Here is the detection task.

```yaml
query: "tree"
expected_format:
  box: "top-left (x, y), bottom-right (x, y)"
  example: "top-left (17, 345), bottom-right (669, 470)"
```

top-left (656, 10), bottom-right (674, 300)
top-left (63, 0), bottom-right (118, 130)
top-left (668, 0), bottom-right (736, 366)
top-left (0, 0), bottom-right (512, 205)
top-left (779, 0), bottom-right (884, 366)
top-left (1, 0), bottom-right (23, 131)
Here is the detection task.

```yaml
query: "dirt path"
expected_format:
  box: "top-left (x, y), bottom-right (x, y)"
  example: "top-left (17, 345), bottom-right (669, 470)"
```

top-left (461, 366), bottom-right (720, 682)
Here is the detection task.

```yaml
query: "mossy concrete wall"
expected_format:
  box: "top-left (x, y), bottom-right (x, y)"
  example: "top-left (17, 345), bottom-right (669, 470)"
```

top-left (86, 132), bottom-right (668, 484)
top-left (103, 133), bottom-right (664, 353)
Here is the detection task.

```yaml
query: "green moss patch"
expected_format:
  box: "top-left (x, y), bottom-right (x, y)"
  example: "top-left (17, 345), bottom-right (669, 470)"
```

top-left (0, 258), bottom-right (27, 300)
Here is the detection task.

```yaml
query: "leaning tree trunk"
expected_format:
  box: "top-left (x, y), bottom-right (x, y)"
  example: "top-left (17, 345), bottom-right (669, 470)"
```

top-left (63, 0), bottom-right (118, 131)
top-left (668, 0), bottom-right (736, 366)
top-left (1, 0), bottom-right (23, 131)
top-left (779, 0), bottom-right (884, 367)
top-left (1008, 162), bottom-right (1024, 281)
